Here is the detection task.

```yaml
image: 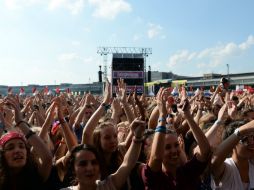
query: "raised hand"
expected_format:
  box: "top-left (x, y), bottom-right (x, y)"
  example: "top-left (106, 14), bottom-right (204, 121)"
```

top-left (52, 97), bottom-right (65, 121)
top-left (4, 96), bottom-right (23, 123)
top-left (227, 100), bottom-right (237, 119)
top-left (217, 103), bottom-right (228, 122)
top-left (127, 92), bottom-right (135, 105)
top-left (103, 78), bottom-right (111, 104)
top-left (156, 87), bottom-right (167, 117)
top-left (116, 78), bottom-right (127, 103)
top-left (130, 118), bottom-right (146, 138)
top-left (177, 93), bottom-right (191, 115)
top-left (111, 98), bottom-right (122, 114)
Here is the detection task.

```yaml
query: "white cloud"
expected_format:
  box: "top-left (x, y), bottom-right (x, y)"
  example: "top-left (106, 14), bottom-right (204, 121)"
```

top-left (48, 0), bottom-right (85, 14)
top-left (239, 35), bottom-right (254, 50)
top-left (4, 0), bottom-right (84, 14)
top-left (218, 43), bottom-right (238, 56)
top-left (168, 50), bottom-right (190, 67)
top-left (4, 0), bottom-right (132, 17)
top-left (58, 53), bottom-right (80, 62)
top-left (48, 0), bottom-right (65, 10)
top-left (4, 0), bottom-right (19, 10)
top-left (168, 35), bottom-right (254, 69)
top-left (57, 53), bottom-right (100, 66)
top-left (88, 0), bottom-right (132, 20)
top-left (4, 0), bottom-right (43, 10)
top-left (147, 23), bottom-right (163, 39)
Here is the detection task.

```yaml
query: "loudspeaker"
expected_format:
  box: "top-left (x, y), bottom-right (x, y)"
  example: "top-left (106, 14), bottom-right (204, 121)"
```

top-left (98, 71), bottom-right (102, 82)
top-left (148, 70), bottom-right (151, 82)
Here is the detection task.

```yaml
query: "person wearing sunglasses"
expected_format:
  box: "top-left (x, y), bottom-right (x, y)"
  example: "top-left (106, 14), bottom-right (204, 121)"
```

top-left (211, 120), bottom-right (254, 190)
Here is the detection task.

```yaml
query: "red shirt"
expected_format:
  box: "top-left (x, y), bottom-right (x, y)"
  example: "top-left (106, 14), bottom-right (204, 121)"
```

top-left (141, 155), bottom-right (207, 190)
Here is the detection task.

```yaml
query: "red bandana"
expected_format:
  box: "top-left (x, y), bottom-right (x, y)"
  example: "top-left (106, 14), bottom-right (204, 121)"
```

top-left (0, 131), bottom-right (26, 148)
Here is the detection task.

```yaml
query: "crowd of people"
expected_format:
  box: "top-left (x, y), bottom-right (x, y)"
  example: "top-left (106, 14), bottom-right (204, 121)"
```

top-left (0, 78), bottom-right (254, 190)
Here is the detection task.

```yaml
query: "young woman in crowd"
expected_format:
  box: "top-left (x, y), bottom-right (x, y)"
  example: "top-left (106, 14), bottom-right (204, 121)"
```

top-left (0, 96), bottom-right (52, 190)
top-left (60, 118), bottom-right (146, 190)
top-left (141, 87), bottom-right (211, 190)
top-left (82, 79), bottom-right (136, 180)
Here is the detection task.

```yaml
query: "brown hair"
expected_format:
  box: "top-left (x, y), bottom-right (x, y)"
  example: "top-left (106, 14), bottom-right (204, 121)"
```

top-left (92, 121), bottom-right (123, 180)
top-left (69, 144), bottom-right (101, 185)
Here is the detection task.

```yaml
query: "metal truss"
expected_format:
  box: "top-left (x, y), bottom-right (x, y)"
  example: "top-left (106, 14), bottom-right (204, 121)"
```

top-left (97, 47), bottom-right (152, 55)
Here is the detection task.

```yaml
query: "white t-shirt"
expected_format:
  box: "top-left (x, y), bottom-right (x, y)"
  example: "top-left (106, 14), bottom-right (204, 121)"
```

top-left (60, 175), bottom-right (116, 190)
top-left (211, 158), bottom-right (254, 190)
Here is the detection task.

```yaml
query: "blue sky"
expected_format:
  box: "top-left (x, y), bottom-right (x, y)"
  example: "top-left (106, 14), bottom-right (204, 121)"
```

top-left (0, 0), bottom-right (254, 86)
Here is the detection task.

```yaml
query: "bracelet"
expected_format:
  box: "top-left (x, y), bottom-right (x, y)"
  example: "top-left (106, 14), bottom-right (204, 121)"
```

top-left (132, 136), bottom-right (143, 143)
top-left (15, 120), bottom-right (29, 128)
top-left (215, 119), bottom-right (224, 126)
top-left (25, 130), bottom-right (36, 140)
top-left (234, 128), bottom-right (241, 139)
top-left (102, 103), bottom-right (111, 112)
top-left (155, 126), bottom-right (167, 134)
top-left (158, 117), bottom-right (166, 123)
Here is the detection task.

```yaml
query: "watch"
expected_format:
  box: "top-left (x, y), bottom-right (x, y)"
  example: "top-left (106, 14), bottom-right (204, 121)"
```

top-left (234, 128), bottom-right (241, 139)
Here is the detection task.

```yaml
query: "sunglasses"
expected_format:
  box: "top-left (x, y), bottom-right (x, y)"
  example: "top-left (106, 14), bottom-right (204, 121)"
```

top-left (239, 134), bottom-right (254, 146)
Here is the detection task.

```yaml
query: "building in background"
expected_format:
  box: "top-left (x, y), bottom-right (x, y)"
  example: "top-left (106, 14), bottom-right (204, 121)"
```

top-left (1, 71), bottom-right (254, 96)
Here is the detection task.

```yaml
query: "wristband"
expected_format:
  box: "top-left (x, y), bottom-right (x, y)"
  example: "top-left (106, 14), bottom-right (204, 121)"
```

top-left (15, 120), bottom-right (28, 127)
top-left (234, 128), bottom-right (241, 139)
top-left (132, 136), bottom-right (143, 143)
top-left (25, 130), bottom-right (36, 140)
top-left (215, 119), bottom-right (224, 126)
top-left (158, 117), bottom-right (166, 123)
top-left (155, 126), bottom-right (167, 134)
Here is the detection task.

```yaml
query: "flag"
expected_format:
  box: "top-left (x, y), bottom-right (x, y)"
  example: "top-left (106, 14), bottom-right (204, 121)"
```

top-left (32, 87), bottom-right (37, 94)
top-left (56, 87), bottom-right (60, 94)
top-left (44, 86), bottom-right (49, 94)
